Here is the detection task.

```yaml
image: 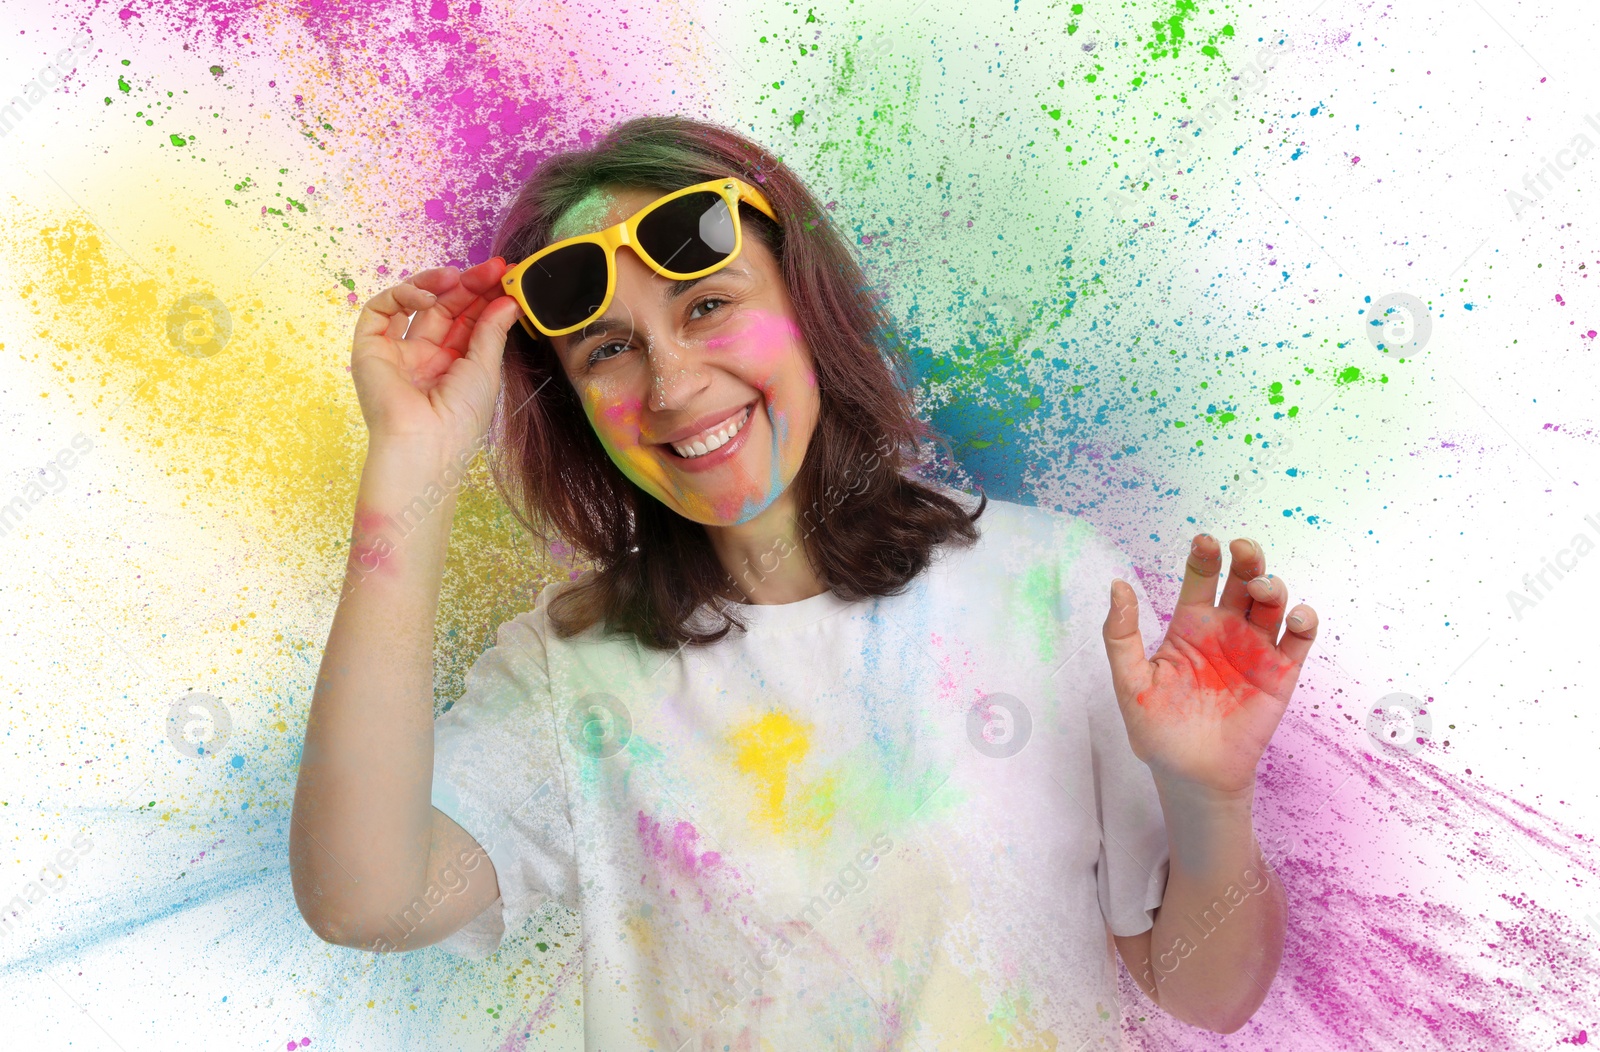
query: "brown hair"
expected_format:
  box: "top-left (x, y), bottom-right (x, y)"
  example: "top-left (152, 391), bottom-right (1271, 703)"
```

top-left (487, 115), bottom-right (984, 649)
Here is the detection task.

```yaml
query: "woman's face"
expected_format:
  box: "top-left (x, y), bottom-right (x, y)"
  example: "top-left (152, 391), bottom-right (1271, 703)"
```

top-left (546, 185), bottom-right (821, 528)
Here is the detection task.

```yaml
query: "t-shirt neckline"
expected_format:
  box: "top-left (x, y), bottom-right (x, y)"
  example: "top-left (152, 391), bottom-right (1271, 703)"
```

top-left (722, 586), bottom-right (859, 631)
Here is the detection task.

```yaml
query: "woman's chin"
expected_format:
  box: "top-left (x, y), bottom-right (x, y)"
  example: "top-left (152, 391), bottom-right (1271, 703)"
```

top-left (664, 481), bottom-right (783, 529)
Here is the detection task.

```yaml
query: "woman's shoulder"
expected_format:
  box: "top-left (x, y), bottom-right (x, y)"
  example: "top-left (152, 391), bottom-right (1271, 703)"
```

top-left (483, 577), bottom-right (585, 656)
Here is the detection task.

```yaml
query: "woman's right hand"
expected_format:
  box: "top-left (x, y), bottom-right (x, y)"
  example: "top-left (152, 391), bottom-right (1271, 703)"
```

top-left (350, 257), bottom-right (526, 458)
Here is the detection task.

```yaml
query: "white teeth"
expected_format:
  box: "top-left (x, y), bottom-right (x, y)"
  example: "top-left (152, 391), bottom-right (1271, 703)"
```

top-left (670, 407), bottom-right (751, 460)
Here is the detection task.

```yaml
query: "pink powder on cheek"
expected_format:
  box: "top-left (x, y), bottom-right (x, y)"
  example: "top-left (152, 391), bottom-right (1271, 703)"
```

top-left (703, 310), bottom-right (803, 359)
top-left (581, 385), bottom-right (646, 445)
top-left (598, 396), bottom-right (644, 427)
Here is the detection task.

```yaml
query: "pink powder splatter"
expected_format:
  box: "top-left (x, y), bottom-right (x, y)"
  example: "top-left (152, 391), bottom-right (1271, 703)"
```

top-left (1120, 678), bottom-right (1600, 1048)
top-left (637, 811), bottom-right (724, 878)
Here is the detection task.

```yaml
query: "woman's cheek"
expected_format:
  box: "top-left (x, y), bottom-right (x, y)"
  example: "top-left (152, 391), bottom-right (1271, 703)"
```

top-left (580, 383), bottom-right (647, 455)
top-left (581, 385), bottom-right (674, 499)
top-left (703, 310), bottom-right (802, 364)
top-left (769, 355), bottom-right (818, 478)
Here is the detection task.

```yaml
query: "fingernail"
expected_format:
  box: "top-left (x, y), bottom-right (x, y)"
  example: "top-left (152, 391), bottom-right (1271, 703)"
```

top-left (1287, 612), bottom-right (1308, 630)
top-left (1246, 575), bottom-right (1274, 600)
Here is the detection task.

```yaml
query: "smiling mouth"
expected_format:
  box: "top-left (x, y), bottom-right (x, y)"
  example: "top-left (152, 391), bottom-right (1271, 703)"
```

top-left (662, 403), bottom-right (755, 460)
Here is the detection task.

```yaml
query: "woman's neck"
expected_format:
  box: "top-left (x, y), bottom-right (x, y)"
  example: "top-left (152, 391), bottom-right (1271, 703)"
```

top-left (704, 487), bottom-right (827, 605)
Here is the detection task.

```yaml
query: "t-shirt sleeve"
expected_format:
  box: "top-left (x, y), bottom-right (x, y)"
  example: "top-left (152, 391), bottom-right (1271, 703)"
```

top-left (429, 584), bottom-right (578, 959)
top-left (1068, 528), bottom-right (1172, 937)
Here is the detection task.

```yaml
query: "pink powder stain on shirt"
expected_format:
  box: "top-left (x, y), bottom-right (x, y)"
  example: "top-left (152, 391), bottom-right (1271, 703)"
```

top-left (635, 811), bottom-right (755, 920)
top-left (637, 811), bottom-right (723, 878)
top-left (926, 632), bottom-right (978, 710)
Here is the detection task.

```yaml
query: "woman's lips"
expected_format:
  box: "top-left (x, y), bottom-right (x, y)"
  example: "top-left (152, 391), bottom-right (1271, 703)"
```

top-left (658, 400), bottom-right (758, 473)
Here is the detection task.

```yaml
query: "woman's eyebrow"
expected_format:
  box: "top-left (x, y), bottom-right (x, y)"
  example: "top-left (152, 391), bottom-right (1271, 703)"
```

top-left (574, 315), bottom-right (631, 340)
top-left (663, 263), bottom-right (750, 303)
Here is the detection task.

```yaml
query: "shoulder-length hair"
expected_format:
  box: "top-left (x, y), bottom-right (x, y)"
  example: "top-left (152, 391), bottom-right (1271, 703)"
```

top-left (487, 114), bottom-right (984, 649)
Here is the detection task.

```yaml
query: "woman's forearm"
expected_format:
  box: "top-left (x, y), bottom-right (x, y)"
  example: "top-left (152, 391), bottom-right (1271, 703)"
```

top-left (289, 436), bottom-right (460, 945)
top-left (1127, 779), bottom-right (1287, 1032)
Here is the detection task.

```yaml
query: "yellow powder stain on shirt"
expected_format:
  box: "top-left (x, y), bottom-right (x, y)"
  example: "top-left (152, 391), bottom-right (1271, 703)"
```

top-left (728, 709), bottom-right (828, 836)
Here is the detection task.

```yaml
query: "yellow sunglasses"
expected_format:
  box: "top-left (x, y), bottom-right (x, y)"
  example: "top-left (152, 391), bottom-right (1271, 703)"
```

top-left (501, 176), bottom-right (780, 339)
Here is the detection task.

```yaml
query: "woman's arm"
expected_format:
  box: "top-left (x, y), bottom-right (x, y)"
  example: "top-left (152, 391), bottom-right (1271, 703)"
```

top-left (289, 259), bottom-right (524, 951)
top-left (1100, 534), bottom-right (1318, 1030)
top-left (1113, 782), bottom-right (1286, 1032)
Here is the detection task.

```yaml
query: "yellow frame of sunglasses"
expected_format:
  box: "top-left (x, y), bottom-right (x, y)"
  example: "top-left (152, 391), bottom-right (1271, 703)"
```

top-left (500, 176), bottom-right (781, 339)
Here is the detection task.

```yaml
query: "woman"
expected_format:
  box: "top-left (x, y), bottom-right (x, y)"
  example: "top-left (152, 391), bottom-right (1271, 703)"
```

top-left (290, 115), bottom-right (1319, 1049)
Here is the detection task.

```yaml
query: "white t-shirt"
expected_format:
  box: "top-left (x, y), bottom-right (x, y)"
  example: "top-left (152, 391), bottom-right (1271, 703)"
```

top-left (430, 496), bottom-right (1171, 1050)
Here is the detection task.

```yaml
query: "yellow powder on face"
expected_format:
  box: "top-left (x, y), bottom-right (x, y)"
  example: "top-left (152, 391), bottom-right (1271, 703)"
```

top-left (578, 382), bottom-right (730, 525)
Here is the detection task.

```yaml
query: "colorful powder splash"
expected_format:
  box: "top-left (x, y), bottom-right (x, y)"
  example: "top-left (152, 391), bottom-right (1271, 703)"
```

top-left (2, 0), bottom-right (1596, 1047)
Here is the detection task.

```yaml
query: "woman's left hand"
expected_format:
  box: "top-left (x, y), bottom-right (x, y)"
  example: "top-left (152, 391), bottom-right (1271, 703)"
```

top-left (1101, 535), bottom-right (1318, 795)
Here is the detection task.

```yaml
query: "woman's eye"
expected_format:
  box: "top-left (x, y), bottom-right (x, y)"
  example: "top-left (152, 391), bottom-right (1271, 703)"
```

top-left (587, 340), bottom-right (630, 366)
top-left (690, 297), bottom-right (727, 321)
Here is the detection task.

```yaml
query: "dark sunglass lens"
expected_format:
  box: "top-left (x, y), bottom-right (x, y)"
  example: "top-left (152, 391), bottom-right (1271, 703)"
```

top-left (521, 241), bottom-right (609, 331)
top-left (636, 191), bottom-right (736, 274)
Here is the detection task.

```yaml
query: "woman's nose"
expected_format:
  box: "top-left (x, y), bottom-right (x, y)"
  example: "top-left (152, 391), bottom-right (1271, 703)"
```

top-left (645, 334), bottom-right (708, 412)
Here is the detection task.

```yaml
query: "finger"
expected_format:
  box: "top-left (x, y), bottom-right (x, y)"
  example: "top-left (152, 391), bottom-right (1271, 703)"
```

top-left (1219, 537), bottom-right (1264, 614)
top-left (399, 266), bottom-right (468, 345)
top-left (383, 307), bottom-right (411, 342)
top-left (462, 294), bottom-right (522, 385)
top-left (409, 259), bottom-right (507, 349)
top-left (406, 265), bottom-right (463, 294)
top-left (1101, 579), bottom-right (1150, 702)
top-left (1278, 603), bottom-right (1319, 665)
top-left (440, 287), bottom-right (508, 359)
top-left (1176, 533), bottom-right (1224, 607)
top-left (1245, 573), bottom-right (1288, 636)
top-left (459, 256), bottom-right (509, 297)
top-left (354, 282), bottom-right (438, 351)
top-left (441, 258), bottom-right (512, 355)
